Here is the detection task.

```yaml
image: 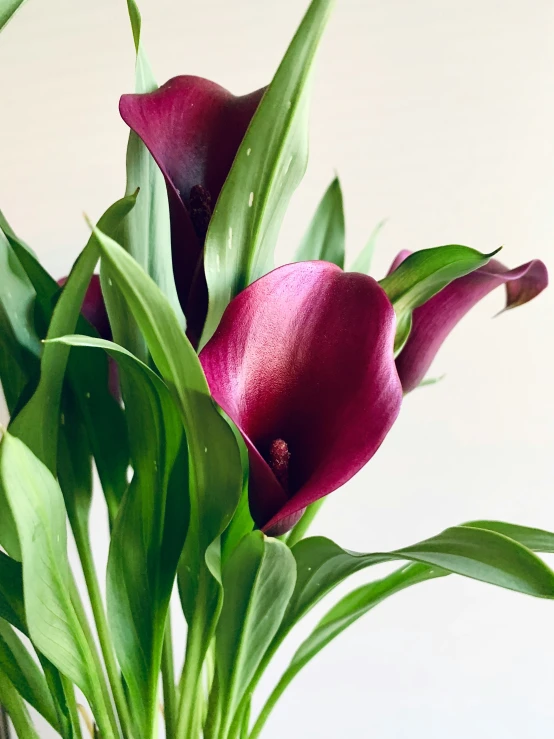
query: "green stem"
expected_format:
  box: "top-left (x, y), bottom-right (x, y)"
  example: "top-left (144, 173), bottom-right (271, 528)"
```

top-left (285, 499), bottom-right (324, 548)
top-left (203, 671), bottom-right (221, 739)
top-left (0, 673), bottom-right (39, 739)
top-left (0, 705), bottom-right (10, 739)
top-left (175, 572), bottom-right (208, 739)
top-left (60, 675), bottom-right (84, 739)
top-left (161, 615), bottom-right (177, 739)
top-left (68, 578), bottom-right (118, 739)
top-left (248, 667), bottom-right (295, 739)
top-left (73, 522), bottom-right (132, 739)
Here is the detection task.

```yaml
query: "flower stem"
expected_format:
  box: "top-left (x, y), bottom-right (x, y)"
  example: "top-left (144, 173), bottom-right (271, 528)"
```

top-left (285, 499), bottom-right (325, 548)
top-left (161, 615), bottom-right (177, 739)
top-left (72, 522), bottom-right (132, 738)
top-left (0, 705), bottom-right (10, 739)
top-left (175, 572), bottom-right (208, 739)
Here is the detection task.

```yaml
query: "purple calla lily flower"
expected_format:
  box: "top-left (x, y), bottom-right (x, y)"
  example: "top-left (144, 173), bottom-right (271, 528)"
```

top-left (200, 261), bottom-right (403, 535)
top-left (119, 76), bottom-right (264, 344)
top-left (58, 274), bottom-right (110, 340)
top-left (389, 252), bottom-right (549, 393)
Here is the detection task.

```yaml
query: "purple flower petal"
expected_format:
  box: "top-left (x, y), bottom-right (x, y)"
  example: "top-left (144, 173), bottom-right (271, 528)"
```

top-left (392, 252), bottom-right (548, 393)
top-left (119, 76), bottom-right (264, 343)
top-left (58, 274), bottom-right (110, 340)
top-left (200, 261), bottom-right (402, 534)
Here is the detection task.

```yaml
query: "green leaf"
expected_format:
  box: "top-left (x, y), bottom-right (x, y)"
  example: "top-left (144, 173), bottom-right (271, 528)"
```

top-left (216, 532), bottom-right (296, 737)
top-left (0, 669), bottom-right (39, 739)
top-left (201, 0), bottom-right (335, 347)
top-left (294, 177), bottom-right (345, 267)
top-left (349, 218), bottom-right (387, 275)
top-left (9, 194), bottom-right (135, 475)
top-left (249, 563), bottom-right (440, 738)
top-left (0, 0), bottom-right (26, 33)
top-left (0, 432), bottom-right (112, 731)
top-left (93, 227), bottom-right (243, 698)
top-left (52, 334), bottom-right (188, 735)
top-left (0, 552), bottom-right (25, 633)
top-left (0, 620), bottom-right (58, 730)
top-left (0, 228), bottom-right (40, 414)
top-left (463, 520), bottom-right (554, 553)
top-left (379, 245), bottom-right (501, 353)
top-left (250, 520), bottom-right (554, 737)
top-left (109, 0), bottom-right (183, 367)
top-left (0, 554), bottom-right (77, 738)
top-left (1, 207), bottom-right (130, 524)
top-left (287, 526), bottom-right (554, 629)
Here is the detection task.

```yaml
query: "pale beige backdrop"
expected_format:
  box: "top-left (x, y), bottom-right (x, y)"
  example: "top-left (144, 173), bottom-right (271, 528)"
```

top-left (1, 0), bottom-right (554, 737)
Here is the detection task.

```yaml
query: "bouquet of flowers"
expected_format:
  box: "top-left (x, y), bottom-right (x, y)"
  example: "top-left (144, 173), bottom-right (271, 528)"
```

top-left (0, 0), bottom-right (550, 737)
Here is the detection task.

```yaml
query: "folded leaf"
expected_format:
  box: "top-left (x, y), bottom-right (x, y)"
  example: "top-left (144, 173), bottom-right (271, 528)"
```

top-left (201, 0), bottom-right (335, 347)
top-left (0, 552), bottom-right (24, 633)
top-left (111, 0), bottom-right (183, 367)
top-left (9, 195), bottom-right (136, 479)
top-left (379, 245), bottom-right (500, 353)
top-left (93, 227), bottom-right (243, 714)
top-left (0, 229), bottom-right (40, 414)
top-left (0, 620), bottom-right (58, 730)
top-left (2, 211), bottom-right (129, 524)
top-left (52, 334), bottom-right (188, 735)
top-left (249, 563), bottom-right (441, 739)
top-left (216, 532), bottom-right (296, 737)
top-left (0, 432), bottom-right (112, 733)
top-left (294, 177), bottom-right (345, 267)
top-left (393, 255), bottom-right (548, 392)
top-left (0, 669), bottom-right (39, 739)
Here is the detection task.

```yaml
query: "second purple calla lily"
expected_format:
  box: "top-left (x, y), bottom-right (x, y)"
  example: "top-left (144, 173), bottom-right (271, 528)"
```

top-left (388, 252), bottom-right (549, 393)
top-left (119, 76), bottom-right (265, 344)
top-left (200, 261), bottom-right (403, 535)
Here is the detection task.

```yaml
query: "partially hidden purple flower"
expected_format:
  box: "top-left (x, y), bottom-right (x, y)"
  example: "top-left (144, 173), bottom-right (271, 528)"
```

top-left (119, 76), bottom-right (264, 344)
top-left (389, 252), bottom-right (549, 393)
top-left (200, 261), bottom-right (403, 535)
top-left (58, 274), bottom-right (118, 396)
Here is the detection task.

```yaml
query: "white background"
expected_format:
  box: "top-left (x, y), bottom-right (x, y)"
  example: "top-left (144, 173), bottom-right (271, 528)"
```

top-left (1, 0), bottom-right (554, 737)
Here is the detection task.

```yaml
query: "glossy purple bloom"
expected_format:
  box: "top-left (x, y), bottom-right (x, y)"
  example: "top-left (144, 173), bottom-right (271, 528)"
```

top-left (119, 76), bottom-right (264, 344)
top-left (389, 252), bottom-right (548, 393)
top-left (200, 261), bottom-right (403, 535)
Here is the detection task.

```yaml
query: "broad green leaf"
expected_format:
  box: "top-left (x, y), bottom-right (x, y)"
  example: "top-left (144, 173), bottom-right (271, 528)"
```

top-left (0, 669), bottom-right (39, 739)
top-left (109, 0), bottom-right (183, 367)
top-left (52, 334), bottom-right (188, 735)
top-left (349, 218), bottom-right (387, 275)
top-left (2, 208), bottom-right (129, 523)
top-left (94, 228), bottom-right (243, 697)
top-left (249, 563), bottom-right (440, 738)
top-left (0, 554), bottom-right (76, 738)
top-left (0, 620), bottom-right (58, 730)
top-left (379, 245), bottom-right (500, 353)
top-left (250, 521), bottom-right (554, 736)
top-left (0, 432), bottom-right (113, 733)
top-left (0, 552), bottom-right (24, 633)
top-left (9, 195), bottom-right (135, 476)
top-left (0, 0), bottom-right (26, 32)
top-left (201, 0), bottom-right (335, 347)
top-left (463, 520), bottom-right (554, 553)
top-left (294, 177), bottom-right (345, 267)
top-left (269, 526), bottom-right (554, 659)
top-left (216, 532), bottom-right (296, 737)
top-left (0, 228), bottom-right (40, 413)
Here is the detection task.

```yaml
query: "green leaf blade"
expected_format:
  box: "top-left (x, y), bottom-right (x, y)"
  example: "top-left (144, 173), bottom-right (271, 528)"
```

top-left (201, 0), bottom-right (335, 347)
top-left (216, 532), bottom-right (296, 735)
top-left (294, 177), bottom-right (345, 267)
